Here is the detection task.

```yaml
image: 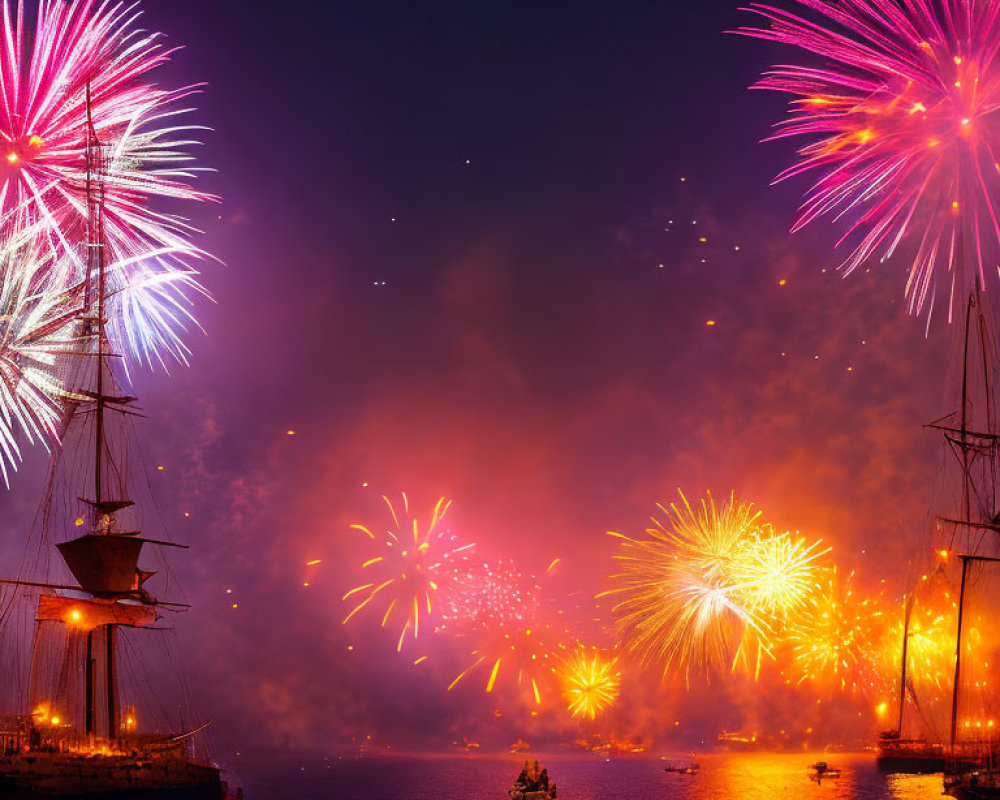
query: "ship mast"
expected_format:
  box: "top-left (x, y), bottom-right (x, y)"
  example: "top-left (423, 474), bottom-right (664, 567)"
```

top-left (84, 80), bottom-right (118, 743)
top-left (951, 555), bottom-right (970, 752)
top-left (948, 291), bottom-right (976, 755)
top-left (896, 592), bottom-right (913, 736)
top-left (86, 80), bottom-right (107, 520)
top-left (960, 291), bottom-right (973, 531)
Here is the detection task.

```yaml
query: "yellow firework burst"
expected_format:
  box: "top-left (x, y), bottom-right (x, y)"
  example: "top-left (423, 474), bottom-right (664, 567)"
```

top-left (556, 648), bottom-right (621, 720)
top-left (602, 490), bottom-right (826, 681)
top-left (737, 531), bottom-right (830, 619)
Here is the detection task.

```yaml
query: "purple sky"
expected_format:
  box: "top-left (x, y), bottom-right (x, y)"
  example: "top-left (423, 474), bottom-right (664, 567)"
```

top-left (0, 0), bottom-right (982, 760)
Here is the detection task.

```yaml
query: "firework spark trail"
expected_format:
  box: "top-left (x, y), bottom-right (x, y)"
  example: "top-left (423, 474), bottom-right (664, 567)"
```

top-left (555, 647), bottom-right (621, 720)
top-left (446, 618), bottom-right (569, 707)
top-left (343, 494), bottom-right (475, 652)
top-left (739, 0), bottom-right (1000, 319)
top-left (0, 0), bottom-right (216, 366)
top-left (602, 490), bottom-right (827, 681)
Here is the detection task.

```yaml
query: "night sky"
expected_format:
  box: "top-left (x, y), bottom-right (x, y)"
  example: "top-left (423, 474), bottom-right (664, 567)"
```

top-left (0, 0), bottom-right (978, 759)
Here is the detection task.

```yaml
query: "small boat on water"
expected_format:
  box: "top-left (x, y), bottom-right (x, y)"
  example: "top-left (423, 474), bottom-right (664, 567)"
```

top-left (508, 759), bottom-right (557, 800)
top-left (810, 762), bottom-right (842, 783)
top-left (663, 759), bottom-right (699, 775)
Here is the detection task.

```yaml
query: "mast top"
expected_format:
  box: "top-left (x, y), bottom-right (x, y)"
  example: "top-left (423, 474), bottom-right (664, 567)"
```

top-left (83, 78), bottom-right (134, 529)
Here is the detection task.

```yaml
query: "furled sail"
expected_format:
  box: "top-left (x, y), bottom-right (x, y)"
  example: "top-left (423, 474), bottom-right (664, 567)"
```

top-left (36, 596), bottom-right (155, 630)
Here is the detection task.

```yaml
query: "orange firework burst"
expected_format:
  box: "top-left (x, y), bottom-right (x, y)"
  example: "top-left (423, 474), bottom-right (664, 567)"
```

top-left (784, 566), bottom-right (882, 691)
top-left (877, 588), bottom-right (955, 700)
top-left (902, 608), bottom-right (953, 692)
top-left (602, 490), bottom-right (826, 681)
top-left (342, 494), bottom-right (474, 651)
top-left (555, 648), bottom-right (621, 720)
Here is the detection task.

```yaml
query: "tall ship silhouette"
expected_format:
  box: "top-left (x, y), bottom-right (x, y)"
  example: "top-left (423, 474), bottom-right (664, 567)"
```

top-left (879, 290), bottom-right (1000, 785)
top-left (877, 292), bottom-right (986, 775)
top-left (871, 289), bottom-right (1000, 796)
top-left (0, 86), bottom-right (236, 798)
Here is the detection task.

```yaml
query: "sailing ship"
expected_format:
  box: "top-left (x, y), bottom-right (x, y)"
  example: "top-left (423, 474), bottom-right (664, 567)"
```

top-left (0, 89), bottom-right (235, 798)
top-left (930, 292), bottom-right (1000, 797)
top-left (873, 290), bottom-right (999, 776)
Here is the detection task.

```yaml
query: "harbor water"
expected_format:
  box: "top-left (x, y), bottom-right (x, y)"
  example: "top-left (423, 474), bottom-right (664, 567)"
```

top-left (229, 752), bottom-right (947, 800)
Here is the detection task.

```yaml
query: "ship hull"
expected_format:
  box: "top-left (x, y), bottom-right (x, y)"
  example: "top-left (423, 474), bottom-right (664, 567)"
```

top-left (876, 737), bottom-right (951, 774)
top-left (0, 784), bottom-right (224, 799)
top-left (0, 754), bottom-right (227, 799)
top-left (943, 768), bottom-right (1000, 799)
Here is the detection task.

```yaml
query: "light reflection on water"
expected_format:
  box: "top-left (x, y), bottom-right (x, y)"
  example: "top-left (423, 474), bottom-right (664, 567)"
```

top-left (885, 772), bottom-right (945, 800)
top-left (236, 752), bottom-right (948, 800)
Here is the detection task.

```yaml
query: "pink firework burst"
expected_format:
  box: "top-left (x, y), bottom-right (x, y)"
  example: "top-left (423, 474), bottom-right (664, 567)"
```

top-left (443, 560), bottom-right (576, 708)
top-left (739, 0), bottom-right (1000, 318)
top-left (436, 560), bottom-right (539, 637)
top-left (0, 0), bottom-right (216, 365)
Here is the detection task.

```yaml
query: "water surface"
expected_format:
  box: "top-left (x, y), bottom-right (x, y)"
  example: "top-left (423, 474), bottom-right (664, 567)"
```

top-left (229, 752), bottom-right (948, 800)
